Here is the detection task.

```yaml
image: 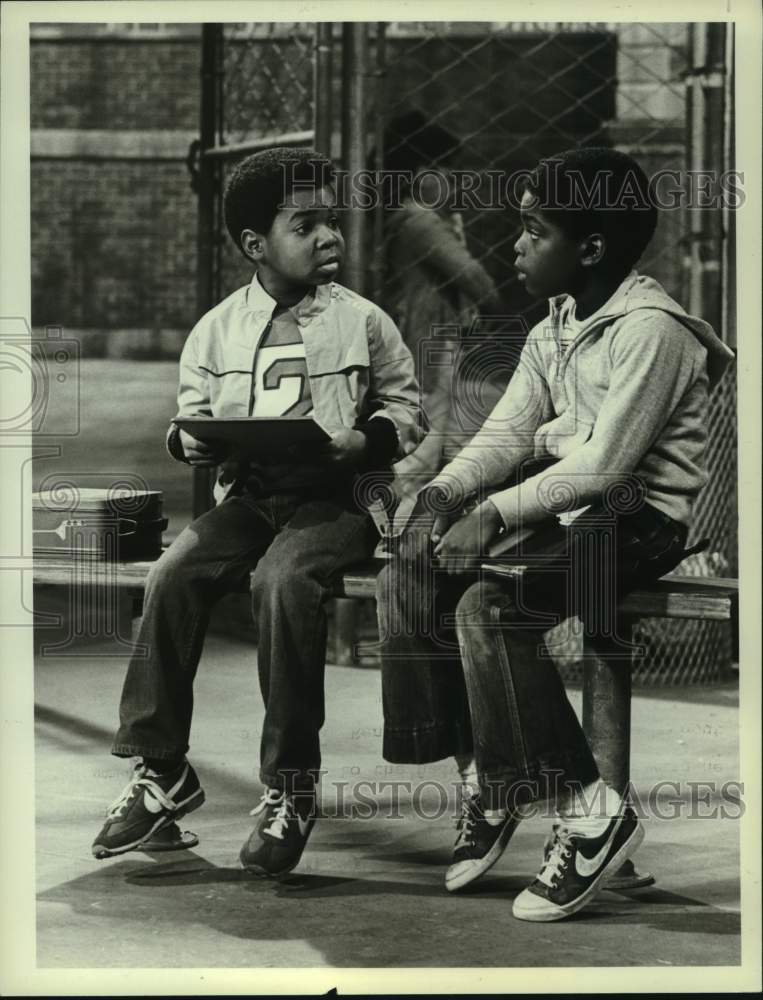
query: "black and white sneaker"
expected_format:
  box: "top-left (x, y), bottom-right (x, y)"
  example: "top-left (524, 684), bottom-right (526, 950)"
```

top-left (240, 787), bottom-right (317, 877)
top-left (445, 790), bottom-right (519, 892)
top-left (92, 760), bottom-right (205, 859)
top-left (512, 804), bottom-right (644, 921)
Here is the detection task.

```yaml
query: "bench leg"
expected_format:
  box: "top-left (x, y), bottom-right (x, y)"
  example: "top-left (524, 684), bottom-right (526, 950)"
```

top-left (582, 616), bottom-right (655, 890)
top-left (129, 592), bottom-right (144, 643)
top-left (331, 598), bottom-right (360, 667)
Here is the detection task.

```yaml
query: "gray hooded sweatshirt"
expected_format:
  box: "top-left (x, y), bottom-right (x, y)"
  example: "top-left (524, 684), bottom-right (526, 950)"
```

top-left (429, 272), bottom-right (734, 528)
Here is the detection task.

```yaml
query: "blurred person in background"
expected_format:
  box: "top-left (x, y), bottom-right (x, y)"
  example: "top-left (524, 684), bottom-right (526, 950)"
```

top-left (382, 110), bottom-right (503, 504)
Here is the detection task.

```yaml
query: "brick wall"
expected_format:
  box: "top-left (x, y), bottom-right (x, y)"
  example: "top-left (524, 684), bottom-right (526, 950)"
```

top-left (31, 38), bottom-right (201, 130)
top-left (31, 30), bottom-right (201, 349)
top-left (31, 159), bottom-right (198, 335)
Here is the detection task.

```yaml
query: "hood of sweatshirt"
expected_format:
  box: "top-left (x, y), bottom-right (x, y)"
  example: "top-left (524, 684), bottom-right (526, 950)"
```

top-left (550, 272), bottom-right (735, 390)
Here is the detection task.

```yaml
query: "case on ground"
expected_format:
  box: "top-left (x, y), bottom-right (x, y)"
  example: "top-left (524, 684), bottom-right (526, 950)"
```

top-left (32, 487), bottom-right (167, 560)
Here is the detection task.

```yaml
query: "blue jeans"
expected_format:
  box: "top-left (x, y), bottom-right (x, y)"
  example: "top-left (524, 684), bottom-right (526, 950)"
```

top-left (113, 487), bottom-right (376, 791)
top-left (377, 501), bottom-right (689, 809)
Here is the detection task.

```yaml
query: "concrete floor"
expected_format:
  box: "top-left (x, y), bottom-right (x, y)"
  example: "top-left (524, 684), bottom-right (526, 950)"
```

top-left (35, 631), bottom-right (741, 970)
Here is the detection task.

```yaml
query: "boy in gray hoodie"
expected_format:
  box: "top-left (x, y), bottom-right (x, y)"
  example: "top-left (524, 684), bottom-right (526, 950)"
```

top-left (377, 147), bottom-right (734, 921)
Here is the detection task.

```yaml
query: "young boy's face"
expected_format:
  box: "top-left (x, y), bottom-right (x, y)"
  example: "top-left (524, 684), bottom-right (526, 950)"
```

top-left (258, 185), bottom-right (345, 291)
top-left (514, 189), bottom-right (584, 299)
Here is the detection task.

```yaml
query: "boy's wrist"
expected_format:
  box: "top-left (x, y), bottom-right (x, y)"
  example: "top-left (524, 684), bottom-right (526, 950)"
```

top-left (478, 498), bottom-right (505, 531)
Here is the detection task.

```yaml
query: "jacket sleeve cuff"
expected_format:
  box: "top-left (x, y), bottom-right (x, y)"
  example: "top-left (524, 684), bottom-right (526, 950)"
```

top-left (486, 493), bottom-right (513, 529)
top-left (166, 423), bottom-right (188, 463)
top-left (355, 415), bottom-right (399, 467)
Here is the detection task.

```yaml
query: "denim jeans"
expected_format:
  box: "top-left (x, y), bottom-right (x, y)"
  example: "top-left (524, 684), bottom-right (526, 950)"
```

top-left (113, 486), bottom-right (376, 791)
top-left (377, 500), bottom-right (689, 809)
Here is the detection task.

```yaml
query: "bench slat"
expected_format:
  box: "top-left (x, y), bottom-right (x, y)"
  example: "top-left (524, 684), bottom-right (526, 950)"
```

top-left (336, 565), bottom-right (737, 621)
top-left (32, 559), bottom-right (157, 591)
top-left (32, 556), bottom-right (738, 622)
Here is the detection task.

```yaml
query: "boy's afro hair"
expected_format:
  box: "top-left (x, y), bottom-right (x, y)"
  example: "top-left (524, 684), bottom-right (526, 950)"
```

top-left (523, 146), bottom-right (659, 273)
top-left (383, 109), bottom-right (461, 174)
top-left (223, 146), bottom-right (335, 251)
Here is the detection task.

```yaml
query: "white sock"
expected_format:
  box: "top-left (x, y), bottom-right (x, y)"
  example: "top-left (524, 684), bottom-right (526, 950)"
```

top-left (454, 755), bottom-right (509, 824)
top-left (454, 753), bottom-right (480, 801)
top-left (558, 780), bottom-right (622, 837)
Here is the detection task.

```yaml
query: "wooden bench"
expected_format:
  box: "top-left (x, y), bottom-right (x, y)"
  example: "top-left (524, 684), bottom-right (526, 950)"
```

top-left (33, 554), bottom-right (738, 888)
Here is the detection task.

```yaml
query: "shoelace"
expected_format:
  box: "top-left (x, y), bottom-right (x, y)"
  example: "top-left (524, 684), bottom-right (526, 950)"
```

top-left (454, 794), bottom-right (479, 849)
top-left (537, 824), bottom-right (574, 888)
top-left (105, 765), bottom-right (179, 820)
top-left (249, 788), bottom-right (295, 841)
top-left (542, 819), bottom-right (562, 862)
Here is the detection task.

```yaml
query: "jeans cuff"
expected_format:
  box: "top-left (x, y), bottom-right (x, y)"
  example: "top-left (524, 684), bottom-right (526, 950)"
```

top-left (383, 722), bottom-right (473, 764)
top-left (259, 768), bottom-right (320, 793)
top-left (479, 755), bottom-right (601, 811)
top-left (111, 744), bottom-right (188, 760)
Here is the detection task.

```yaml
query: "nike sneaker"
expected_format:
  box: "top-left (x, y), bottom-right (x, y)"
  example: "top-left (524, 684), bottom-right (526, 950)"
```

top-left (512, 804), bottom-right (644, 921)
top-left (445, 789), bottom-right (519, 892)
top-left (240, 787), bottom-right (317, 877)
top-left (92, 759), bottom-right (205, 859)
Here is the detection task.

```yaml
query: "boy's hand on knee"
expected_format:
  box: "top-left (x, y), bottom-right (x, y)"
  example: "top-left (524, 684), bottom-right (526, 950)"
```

top-left (434, 502), bottom-right (503, 575)
top-left (178, 429), bottom-right (226, 467)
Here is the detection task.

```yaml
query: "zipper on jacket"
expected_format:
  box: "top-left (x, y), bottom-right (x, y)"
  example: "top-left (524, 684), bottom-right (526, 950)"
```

top-left (554, 314), bottom-right (616, 383)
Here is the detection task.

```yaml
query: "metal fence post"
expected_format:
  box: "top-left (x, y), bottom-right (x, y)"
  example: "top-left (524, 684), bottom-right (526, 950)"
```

top-left (685, 23), bottom-right (727, 335)
top-left (193, 23), bottom-right (223, 519)
top-left (341, 22), bottom-right (368, 295)
top-left (333, 23), bottom-right (369, 665)
top-left (371, 22), bottom-right (387, 304)
top-left (721, 25), bottom-right (736, 351)
top-left (314, 23), bottom-right (334, 157)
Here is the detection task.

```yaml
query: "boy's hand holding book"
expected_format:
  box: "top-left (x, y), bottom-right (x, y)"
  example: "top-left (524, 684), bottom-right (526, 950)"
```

top-left (178, 429), bottom-right (229, 468)
top-left (433, 500), bottom-right (503, 575)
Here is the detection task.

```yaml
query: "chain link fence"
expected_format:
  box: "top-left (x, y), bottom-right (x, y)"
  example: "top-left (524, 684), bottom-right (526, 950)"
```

top-left (213, 24), bottom-right (316, 305)
top-left (374, 23), bottom-right (691, 318)
top-left (209, 20), bottom-right (736, 685)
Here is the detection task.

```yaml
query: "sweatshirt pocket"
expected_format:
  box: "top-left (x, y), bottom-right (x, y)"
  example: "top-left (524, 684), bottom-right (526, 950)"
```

top-left (535, 414), bottom-right (594, 459)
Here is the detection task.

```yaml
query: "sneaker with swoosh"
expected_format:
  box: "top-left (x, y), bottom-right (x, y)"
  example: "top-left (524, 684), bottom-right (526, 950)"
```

top-left (512, 804), bottom-right (644, 921)
top-left (92, 760), bottom-right (205, 859)
top-left (239, 787), bottom-right (317, 877)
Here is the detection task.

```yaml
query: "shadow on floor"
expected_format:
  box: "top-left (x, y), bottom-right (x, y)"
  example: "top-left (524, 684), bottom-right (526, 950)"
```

top-left (36, 843), bottom-right (741, 969)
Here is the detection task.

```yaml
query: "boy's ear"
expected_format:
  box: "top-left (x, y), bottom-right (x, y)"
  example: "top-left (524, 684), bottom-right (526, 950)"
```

top-left (580, 233), bottom-right (605, 268)
top-left (240, 228), bottom-right (265, 264)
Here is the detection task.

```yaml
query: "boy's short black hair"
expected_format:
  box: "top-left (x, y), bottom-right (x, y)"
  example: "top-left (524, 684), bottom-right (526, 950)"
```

top-left (223, 146), bottom-right (335, 250)
top-left (523, 147), bottom-right (658, 273)
top-left (383, 110), bottom-right (461, 174)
